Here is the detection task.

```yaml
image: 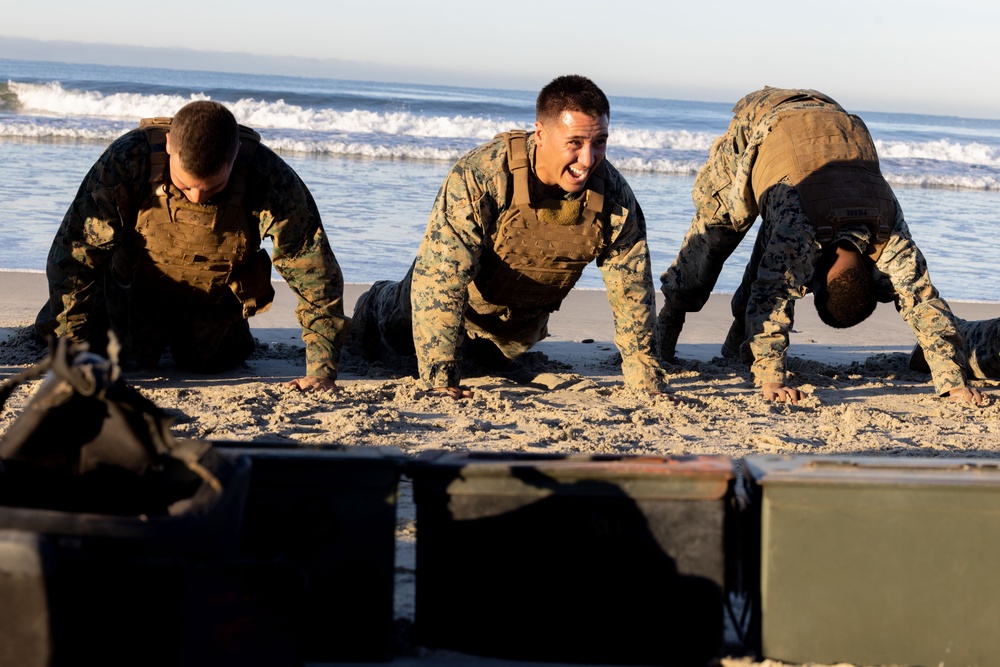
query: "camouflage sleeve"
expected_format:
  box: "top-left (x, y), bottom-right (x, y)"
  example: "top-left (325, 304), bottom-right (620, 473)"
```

top-left (876, 202), bottom-right (967, 395)
top-left (598, 174), bottom-right (668, 392)
top-left (41, 132), bottom-right (145, 341)
top-left (724, 118), bottom-right (762, 231)
top-left (744, 192), bottom-right (818, 386)
top-left (659, 116), bottom-right (761, 315)
top-left (257, 149), bottom-right (350, 379)
top-left (411, 159), bottom-right (489, 389)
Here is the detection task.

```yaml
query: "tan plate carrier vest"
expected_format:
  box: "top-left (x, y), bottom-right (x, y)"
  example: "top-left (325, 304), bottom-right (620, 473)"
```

top-left (472, 130), bottom-right (607, 311)
top-left (750, 107), bottom-right (894, 261)
top-left (127, 117), bottom-right (274, 317)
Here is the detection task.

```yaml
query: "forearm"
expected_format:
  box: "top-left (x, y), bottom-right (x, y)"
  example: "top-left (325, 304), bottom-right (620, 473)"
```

top-left (275, 227), bottom-right (350, 379)
top-left (903, 298), bottom-right (967, 395)
top-left (297, 302), bottom-right (348, 379)
top-left (743, 192), bottom-right (817, 387)
top-left (602, 231), bottom-right (667, 392)
top-left (43, 211), bottom-right (118, 340)
top-left (412, 240), bottom-right (474, 389)
top-left (411, 165), bottom-right (486, 389)
top-left (747, 313), bottom-right (793, 386)
top-left (744, 263), bottom-right (803, 386)
top-left (880, 215), bottom-right (968, 394)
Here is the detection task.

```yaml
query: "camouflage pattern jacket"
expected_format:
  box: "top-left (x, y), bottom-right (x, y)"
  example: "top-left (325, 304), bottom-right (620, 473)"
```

top-left (741, 173), bottom-right (967, 398)
top-left (42, 128), bottom-right (349, 379)
top-left (672, 88), bottom-right (968, 395)
top-left (411, 132), bottom-right (666, 392)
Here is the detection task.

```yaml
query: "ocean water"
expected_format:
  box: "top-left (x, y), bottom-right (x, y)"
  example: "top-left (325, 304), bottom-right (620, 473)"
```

top-left (3, 58), bottom-right (1000, 303)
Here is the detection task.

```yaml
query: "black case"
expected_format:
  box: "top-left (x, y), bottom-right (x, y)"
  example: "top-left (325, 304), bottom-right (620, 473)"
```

top-left (410, 451), bottom-right (739, 666)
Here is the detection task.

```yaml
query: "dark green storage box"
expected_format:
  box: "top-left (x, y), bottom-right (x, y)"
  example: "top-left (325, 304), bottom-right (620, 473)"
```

top-left (213, 442), bottom-right (406, 663)
top-left (0, 530), bottom-right (51, 667)
top-left (743, 454), bottom-right (1000, 667)
top-left (410, 451), bottom-right (739, 666)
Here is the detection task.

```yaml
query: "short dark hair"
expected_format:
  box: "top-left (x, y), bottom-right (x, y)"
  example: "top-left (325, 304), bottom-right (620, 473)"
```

top-left (170, 101), bottom-right (240, 178)
top-left (536, 75), bottom-right (611, 123)
top-left (814, 259), bottom-right (878, 328)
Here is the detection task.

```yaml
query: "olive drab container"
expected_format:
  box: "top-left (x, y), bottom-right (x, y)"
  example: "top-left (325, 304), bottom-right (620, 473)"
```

top-left (0, 530), bottom-right (51, 667)
top-left (742, 454), bottom-right (1000, 667)
top-left (213, 442), bottom-right (406, 663)
top-left (409, 451), bottom-right (740, 666)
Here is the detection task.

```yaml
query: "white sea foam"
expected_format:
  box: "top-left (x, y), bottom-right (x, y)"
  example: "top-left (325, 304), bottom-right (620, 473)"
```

top-left (8, 81), bottom-right (1000, 178)
top-left (881, 171), bottom-right (1000, 190)
top-left (261, 137), bottom-right (468, 161)
top-left (0, 121), bottom-right (120, 141)
top-left (607, 156), bottom-right (703, 175)
top-left (610, 128), bottom-right (716, 151)
top-left (9, 81), bottom-right (515, 139)
top-left (875, 139), bottom-right (1000, 166)
top-left (9, 81), bottom-right (206, 121)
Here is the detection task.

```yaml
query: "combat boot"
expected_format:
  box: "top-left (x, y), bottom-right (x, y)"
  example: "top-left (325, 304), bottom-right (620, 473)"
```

top-left (347, 285), bottom-right (386, 361)
top-left (908, 343), bottom-right (930, 373)
top-left (656, 309), bottom-right (685, 361)
top-left (721, 318), bottom-right (745, 360)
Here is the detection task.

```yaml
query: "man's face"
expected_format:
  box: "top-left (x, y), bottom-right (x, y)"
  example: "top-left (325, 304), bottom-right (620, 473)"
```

top-left (533, 110), bottom-right (609, 193)
top-left (164, 132), bottom-right (234, 204)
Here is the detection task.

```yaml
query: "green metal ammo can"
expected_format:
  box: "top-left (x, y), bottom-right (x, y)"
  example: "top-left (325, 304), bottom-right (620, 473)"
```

top-left (742, 454), bottom-right (1000, 667)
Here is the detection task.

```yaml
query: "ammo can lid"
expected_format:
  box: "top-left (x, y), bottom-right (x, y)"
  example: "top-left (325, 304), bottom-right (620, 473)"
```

top-left (209, 440), bottom-right (406, 463)
top-left (744, 454), bottom-right (1000, 488)
top-left (410, 451), bottom-right (734, 500)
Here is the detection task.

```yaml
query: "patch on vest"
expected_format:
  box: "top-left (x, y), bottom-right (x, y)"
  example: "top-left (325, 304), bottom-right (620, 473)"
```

top-left (831, 207), bottom-right (880, 221)
top-left (534, 200), bottom-right (584, 226)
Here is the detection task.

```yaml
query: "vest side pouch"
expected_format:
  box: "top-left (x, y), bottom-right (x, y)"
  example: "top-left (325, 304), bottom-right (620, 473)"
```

top-left (692, 132), bottom-right (736, 225)
top-left (227, 249), bottom-right (276, 318)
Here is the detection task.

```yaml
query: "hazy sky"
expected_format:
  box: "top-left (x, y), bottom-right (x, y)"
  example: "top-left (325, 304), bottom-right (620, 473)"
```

top-left (3, 0), bottom-right (998, 118)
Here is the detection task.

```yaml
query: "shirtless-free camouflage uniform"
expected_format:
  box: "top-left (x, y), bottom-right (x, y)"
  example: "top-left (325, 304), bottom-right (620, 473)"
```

top-left (911, 317), bottom-right (1000, 380)
top-left (354, 132), bottom-right (667, 392)
top-left (36, 127), bottom-right (350, 378)
top-left (659, 87), bottom-right (969, 396)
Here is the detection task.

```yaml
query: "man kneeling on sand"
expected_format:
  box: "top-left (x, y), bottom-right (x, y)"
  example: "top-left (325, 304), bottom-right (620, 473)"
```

top-left (34, 100), bottom-right (349, 392)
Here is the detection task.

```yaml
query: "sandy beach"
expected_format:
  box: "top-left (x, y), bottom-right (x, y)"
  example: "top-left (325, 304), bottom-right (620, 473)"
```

top-left (5, 271), bottom-right (997, 456)
top-left (2, 270), bottom-right (999, 667)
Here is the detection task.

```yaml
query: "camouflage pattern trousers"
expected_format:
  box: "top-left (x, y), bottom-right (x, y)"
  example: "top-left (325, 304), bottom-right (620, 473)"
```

top-left (912, 317), bottom-right (1000, 379)
top-left (656, 207), bottom-right (755, 359)
top-left (657, 183), bottom-right (823, 372)
top-left (355, 262), bottom-right (545, 370)
top-left (960, 318), bottom-right (1000, 378)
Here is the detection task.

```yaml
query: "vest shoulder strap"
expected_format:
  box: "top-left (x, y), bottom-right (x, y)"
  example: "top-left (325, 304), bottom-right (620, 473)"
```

top-left (140, 118), bottom-right (171, 186)
top-left (227, 125), bottom-right (261, 247)
top-left (502, 130), bottom-right (532, 209)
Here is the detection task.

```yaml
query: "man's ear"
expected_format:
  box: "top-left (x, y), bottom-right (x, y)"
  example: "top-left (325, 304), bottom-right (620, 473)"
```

top-left (165, 132), bottom-right (174, 156)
